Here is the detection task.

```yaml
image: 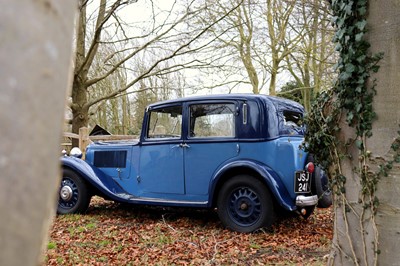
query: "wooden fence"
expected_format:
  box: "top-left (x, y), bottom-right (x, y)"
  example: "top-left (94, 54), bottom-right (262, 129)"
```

top-left (62, 127), bottom-right (138, 158)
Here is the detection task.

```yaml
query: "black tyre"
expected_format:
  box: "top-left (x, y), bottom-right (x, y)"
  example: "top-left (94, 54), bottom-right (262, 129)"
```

top-left (313, 167), bottom-right (332, 208)
top-left (217, 175), bottom-right (275, 233)
top-left (57, 168), bottom-right (91, 214)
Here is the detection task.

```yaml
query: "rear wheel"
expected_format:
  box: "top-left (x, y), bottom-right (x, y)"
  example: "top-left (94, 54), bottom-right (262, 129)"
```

top-left (313, 167), bottom-right (332, 208)
top-left (57, 168), bottom-right (91, 214)
top-left (217, 175), bottom-right (275, 233)
top-left (307, 155), bottom-right (332, 208)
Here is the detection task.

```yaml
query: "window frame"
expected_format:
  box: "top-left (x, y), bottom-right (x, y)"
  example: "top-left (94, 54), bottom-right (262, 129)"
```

top-left (187, 101), bottom-right (238, 140)
top-left (144, 104), bottom-right (183, 141)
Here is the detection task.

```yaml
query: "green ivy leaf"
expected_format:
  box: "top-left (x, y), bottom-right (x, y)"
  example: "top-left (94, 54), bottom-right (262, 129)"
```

top-left (355, 102), bottom-right (362, 112)
top-left (358, 6), bottom-right (367, 15)
top-left (339, 71), bottom-right (351, 81)
top-left (344, 2), bottom-right (353, 15)
top-left (345, 63), bottom-right (356, 73)
top-left (356, 54), bottom-right (366, 63)
top-left (347, 111), bottom-right (354, 122)
top-left (391, 143), bottom-right (400, 151)
top-left (356, 20), bottom-right (367, 31)
top-left (371, 65), bottom-right (380, 73)
top-left (355, 33), bottom-right (363, 42)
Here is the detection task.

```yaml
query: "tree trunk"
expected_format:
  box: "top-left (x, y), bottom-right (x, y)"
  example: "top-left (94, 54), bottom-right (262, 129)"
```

top-left (71, 80), bottom-right (90, 147)
top-left (0, 1), bottom-right (76, 265)
top-left (367, 1), bottom-right (400, 265)
top-left (122, 94), bottom-right (129, 134)
top-left (236, 3), bottom-right (259, 94)
top-left (330, 1), bottom-right (400, 265)
top-left (269, 58), bottom-right (278, 96)
top-left (71, 0), bottom-right (105, 144)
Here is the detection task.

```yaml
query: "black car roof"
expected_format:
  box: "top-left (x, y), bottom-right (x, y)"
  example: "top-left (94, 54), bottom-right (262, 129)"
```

top-left (147, 93), bottom-right (304, 113)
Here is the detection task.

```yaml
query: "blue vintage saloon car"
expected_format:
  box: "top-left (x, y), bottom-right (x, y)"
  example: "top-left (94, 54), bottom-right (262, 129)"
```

top-left (59, 94), bottom-right (331, 232)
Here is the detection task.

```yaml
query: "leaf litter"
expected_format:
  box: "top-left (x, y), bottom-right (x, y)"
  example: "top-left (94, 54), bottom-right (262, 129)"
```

top-left (45, 196), bottom-right (332, 265)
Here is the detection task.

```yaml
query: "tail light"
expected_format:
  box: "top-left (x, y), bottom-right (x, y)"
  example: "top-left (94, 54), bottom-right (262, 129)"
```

top-left (306, 162), bottom-right (315, 173)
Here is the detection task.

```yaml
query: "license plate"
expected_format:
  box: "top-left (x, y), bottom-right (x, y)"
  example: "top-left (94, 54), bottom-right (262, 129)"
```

top-left (294, 171), bottom-right (311, 193)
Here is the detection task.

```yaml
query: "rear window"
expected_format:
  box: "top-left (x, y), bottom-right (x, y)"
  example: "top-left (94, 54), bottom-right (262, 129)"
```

top-left (279, 111), bottom-right (304, 135)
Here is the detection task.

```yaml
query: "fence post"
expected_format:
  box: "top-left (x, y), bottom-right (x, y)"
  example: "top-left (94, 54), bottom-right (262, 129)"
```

top-left (79, 127), bottom-right (90, 159)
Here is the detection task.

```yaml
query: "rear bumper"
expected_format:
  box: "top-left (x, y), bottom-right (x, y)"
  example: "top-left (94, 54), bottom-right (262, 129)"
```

top-left (296, 195), bottom-right (318, 207)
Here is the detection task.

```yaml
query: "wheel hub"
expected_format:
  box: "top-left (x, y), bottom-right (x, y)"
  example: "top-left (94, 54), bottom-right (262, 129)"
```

top-left (240, 202), bottom-right (249, 211)
top-left (228, 187), bottom-right (262, 227)
top-left (60, 185), bottom-right (73, 201)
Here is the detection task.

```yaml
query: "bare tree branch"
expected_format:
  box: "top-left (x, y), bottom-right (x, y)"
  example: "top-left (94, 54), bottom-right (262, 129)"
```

top-left (86, 0), bottom-right (244, 107)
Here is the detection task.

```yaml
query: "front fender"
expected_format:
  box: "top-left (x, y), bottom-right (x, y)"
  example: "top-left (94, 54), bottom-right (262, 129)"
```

top-left (60, 156), bottom-right (127, 201)
top-left (210, 160), bottom-right (296, 211)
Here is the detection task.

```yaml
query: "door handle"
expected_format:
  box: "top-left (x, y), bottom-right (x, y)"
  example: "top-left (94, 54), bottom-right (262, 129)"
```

top-left (116, 168), bottom-right (122, 179)
top-left (179, 143), bottom-right (190, 148)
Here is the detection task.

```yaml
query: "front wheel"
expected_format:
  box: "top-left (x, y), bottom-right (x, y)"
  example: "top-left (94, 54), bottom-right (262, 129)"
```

top-left (57, 168), bottom-right (91, 214)
top-left (217, 175), bottom-right (275, 233)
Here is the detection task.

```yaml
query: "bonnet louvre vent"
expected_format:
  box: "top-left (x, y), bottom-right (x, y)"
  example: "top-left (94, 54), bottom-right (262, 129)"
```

top-left (94, 151), bottom-right (127, 168)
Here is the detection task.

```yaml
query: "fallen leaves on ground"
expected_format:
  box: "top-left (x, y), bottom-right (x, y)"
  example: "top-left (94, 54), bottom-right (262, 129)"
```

top-left (45, 197), bottom-right (333, 265)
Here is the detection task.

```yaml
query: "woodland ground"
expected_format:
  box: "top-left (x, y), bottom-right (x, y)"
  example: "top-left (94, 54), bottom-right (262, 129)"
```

top-left (45, 197), bottom-right (333, 265)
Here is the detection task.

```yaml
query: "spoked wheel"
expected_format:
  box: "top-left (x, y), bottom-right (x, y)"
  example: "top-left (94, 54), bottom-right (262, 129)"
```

top-left (57, 168), bottom-right (91, 214)
top-left (217, 175), bottom-right (275, 233)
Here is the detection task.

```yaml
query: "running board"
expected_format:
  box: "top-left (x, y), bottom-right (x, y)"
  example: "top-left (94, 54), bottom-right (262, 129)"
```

top-left (115, 193), bottom-right (208, 206)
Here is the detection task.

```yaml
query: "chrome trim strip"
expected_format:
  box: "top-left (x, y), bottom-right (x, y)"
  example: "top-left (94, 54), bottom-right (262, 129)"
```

top-left (116, 193), bottom-right (208, 206)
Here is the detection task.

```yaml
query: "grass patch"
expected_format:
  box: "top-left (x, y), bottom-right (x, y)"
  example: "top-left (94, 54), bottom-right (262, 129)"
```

top-left (47, 242), bottom-right (57, 250)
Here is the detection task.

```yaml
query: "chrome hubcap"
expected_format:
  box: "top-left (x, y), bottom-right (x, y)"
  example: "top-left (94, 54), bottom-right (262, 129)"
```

top-left (60, 185), bottom-right (73, 201)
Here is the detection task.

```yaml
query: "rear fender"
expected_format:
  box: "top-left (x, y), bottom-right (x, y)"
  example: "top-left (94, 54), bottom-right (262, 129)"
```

top-left (211, 160), bottom-right (296, 211)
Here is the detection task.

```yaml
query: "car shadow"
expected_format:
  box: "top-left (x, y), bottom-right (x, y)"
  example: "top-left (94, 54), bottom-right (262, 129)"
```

top-left (87, 196), bottom-right (222, 230)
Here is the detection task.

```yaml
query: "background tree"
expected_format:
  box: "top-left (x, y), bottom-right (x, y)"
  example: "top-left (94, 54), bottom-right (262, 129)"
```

top-left (265, 0), bottom-right (299, 96)
top-left (306, 0), bottom-right (400, 264)
top-left (277, 80), bottom-right (303, 103)
top-left (281, 0), bottom-right (336, 111)
top-left (70, 0), bottom-right (337, 136)
top-left (186, 0), bottom-right (335, 103)
top-left (206, 0), bottom-right (263, 94)
top-left (87, 33), bottom-right (131, 134)
top-left (71, 0), bottom-right (242, 144)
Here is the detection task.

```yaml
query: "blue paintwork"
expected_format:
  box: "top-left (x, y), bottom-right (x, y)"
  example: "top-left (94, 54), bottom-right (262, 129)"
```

top-left (61, 94), bottom-right (320, 210)
top-left (139, 142), bottom-right (184, 195)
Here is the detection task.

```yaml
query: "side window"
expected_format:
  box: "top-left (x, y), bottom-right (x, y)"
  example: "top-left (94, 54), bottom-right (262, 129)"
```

top-left (189, 103), bottom-right (236, 138)
top-left (279, 110), bottom-right (304, 135)
top-left (282, 111), bottom-right (302, 127)
top-left (147, 105), bottom-right (182, 139)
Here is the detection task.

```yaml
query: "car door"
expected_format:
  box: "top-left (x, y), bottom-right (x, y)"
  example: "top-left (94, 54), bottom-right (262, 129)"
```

top-left (183, 101), bottom-right (239, 195)
top-left (138, 104), bottom-right (185, 195)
